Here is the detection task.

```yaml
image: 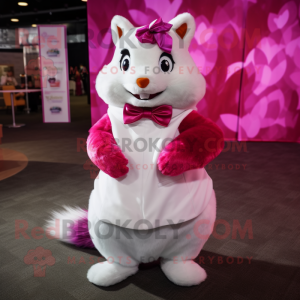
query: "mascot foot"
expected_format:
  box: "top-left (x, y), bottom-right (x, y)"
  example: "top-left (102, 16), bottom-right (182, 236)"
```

top-left (161, 259), bottom-right (207, 286)
top-left (87, 261), bottom-right (138, 287)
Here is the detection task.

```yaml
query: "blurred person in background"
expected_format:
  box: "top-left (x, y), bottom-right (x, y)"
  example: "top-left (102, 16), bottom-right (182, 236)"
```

top-left (69, 66), bottom-right (75, 80)
top-left (80, 64), bottom-right (89, 96)
top-left (1, 69), bottom-right (24, 99)
top-left (1, 69), bottom-right (18, 86)
top-left (75, 70), bottom-right (82, 96)
top-left (27, 80), bottom-right (41, 112)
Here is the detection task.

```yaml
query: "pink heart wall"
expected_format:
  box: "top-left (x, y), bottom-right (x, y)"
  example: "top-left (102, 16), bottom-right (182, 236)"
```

top-left (87, 0), bottom-right (300, 142)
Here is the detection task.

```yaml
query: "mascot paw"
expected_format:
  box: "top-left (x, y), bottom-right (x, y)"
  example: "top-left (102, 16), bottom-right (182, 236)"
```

top-left (87, 262), bottom-right (138, 287)
top-left (100, 150), bottom-right (129, 178)
top-left (157, 144), bottom-right (190, 176)
top-left (161, 259), bottom-right (207, 286)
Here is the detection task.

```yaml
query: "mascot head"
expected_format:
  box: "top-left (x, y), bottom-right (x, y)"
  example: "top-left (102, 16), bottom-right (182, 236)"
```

top-left (96, 13), bottom-right (206, 109)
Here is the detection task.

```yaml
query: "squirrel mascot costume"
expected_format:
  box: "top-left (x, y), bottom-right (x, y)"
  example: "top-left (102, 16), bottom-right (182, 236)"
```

top-left (46, 13), bottom-right (224, 287)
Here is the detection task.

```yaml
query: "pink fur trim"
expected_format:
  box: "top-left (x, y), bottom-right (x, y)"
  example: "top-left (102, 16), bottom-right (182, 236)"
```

top-left (70, 210), bottom-right (94, 248)
top-left (158, 111), bottom-right (224, 176)
top-left (87, 114), bottom-right (129, 178)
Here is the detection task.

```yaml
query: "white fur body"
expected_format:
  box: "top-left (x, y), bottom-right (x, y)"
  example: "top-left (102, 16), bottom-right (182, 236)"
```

top-left (88, 179), bottom-right (216, 286)
top-left (46, 13), bottom-right (217, 287)
top-left (94, 105), bottom-right (214, 229)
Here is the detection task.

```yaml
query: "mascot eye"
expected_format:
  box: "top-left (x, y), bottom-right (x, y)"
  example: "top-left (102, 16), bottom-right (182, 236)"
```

top-left (120, 55), bottom-right (130, 71)
top-left (159, 54), bottom-right (175, 73)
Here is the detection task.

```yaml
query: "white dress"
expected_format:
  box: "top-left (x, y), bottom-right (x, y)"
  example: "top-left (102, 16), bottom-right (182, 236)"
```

top-left (90, 105), bottom-right (215, 229)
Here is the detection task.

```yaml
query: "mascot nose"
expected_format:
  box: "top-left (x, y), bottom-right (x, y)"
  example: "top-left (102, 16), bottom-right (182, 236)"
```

top-left (136, 77), bottom-right (150, 88)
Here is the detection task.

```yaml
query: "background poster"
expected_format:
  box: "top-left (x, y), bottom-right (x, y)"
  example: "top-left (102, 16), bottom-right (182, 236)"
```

top-left (38, 25), bottom-right (70, 123)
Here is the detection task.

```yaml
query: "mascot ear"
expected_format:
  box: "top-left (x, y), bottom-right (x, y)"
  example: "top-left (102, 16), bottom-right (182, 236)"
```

top-left (169, 13), bottom-right (196, 48)
top-left (111, 15), bottom-right (134, 45)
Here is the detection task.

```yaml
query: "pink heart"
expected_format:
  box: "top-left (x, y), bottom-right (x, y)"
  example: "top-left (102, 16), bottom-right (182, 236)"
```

top-left (220, 114), bottom-right (238, 133)
top-left (259, 38), bottom-right (284, 64)
top-left (273, 9), bottom-right (289, 29)
top-left (196, 22), bottom-right (213, 45)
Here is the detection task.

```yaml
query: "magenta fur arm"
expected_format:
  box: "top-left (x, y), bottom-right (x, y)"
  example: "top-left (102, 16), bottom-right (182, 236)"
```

top-left (158, 110), bottom-right (224, 176)
top-left (87, 114), bottom-right (129, 178)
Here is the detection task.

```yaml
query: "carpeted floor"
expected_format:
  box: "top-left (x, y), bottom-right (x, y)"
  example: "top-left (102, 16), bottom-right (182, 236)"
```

top-left (1, 96), bottom-right (300, 300)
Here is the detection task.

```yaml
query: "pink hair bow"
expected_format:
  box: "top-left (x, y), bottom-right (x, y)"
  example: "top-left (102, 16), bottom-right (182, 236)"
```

top-left (135, 18), bottom-right (173, 54)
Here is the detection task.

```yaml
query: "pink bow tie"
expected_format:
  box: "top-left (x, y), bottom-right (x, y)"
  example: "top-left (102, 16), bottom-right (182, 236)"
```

top-left (123, 103), bottom-right (172, 127)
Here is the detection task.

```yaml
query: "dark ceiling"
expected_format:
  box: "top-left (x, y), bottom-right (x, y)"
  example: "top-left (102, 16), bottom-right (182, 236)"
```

top-left (0, 0), bottom-right (87, 28)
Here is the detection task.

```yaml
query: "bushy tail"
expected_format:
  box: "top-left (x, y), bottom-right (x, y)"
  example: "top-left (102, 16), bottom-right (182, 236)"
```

top-left (45, 206), bottom-right (94, 248)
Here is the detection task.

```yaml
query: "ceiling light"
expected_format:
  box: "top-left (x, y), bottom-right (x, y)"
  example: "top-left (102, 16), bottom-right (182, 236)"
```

top-left (32, 24), bottom-right (37, 27)
top-left (18, 2), bottom-right (28, 6)
top-left (11, 18), bottom-right (19, 22)
top-left (81, 0), bottom-right (87, 2)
